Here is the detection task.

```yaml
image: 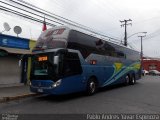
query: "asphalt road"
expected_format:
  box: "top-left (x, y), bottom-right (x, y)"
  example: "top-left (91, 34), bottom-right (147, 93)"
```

top-left (0, 76), bottom-right (160, 114)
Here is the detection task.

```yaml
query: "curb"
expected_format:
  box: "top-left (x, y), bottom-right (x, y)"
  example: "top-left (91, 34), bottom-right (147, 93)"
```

top-left (0, 83), bottom-right (24, 88)
top-left (0, 93), bottom-right (39, 103)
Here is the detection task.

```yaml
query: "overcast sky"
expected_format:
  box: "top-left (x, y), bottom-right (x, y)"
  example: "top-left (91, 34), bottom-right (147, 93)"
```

top-left (1, 0), bottom-right (160, 58)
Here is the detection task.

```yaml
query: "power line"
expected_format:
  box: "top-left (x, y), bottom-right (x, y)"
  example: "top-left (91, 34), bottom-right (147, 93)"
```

top-left (0, 0), bottom-right (122, 44)
top-left (5, 0), bottom-right (68, 25)
top-left (131, 28), bottom-right (160, 42)
top-left (0, 1), bottom-right (62, 25)
top-left (5, 0), bottom-right (121, 42)
top-left (16, 0), bottom-right (90, 28)
top-left (0, 5), bottom-right (56, 27)
top-left (6, 0), bottom-right (96, 31)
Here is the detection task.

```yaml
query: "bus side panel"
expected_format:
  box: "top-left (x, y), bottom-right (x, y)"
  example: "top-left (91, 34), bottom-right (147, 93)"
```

top-left (101, 61), bottom-right (141, 87)
top-left (82, 65), bottom-right (114, 87)
top-left (30, 74), bottom-right (85, 95)
top-left (55, 75), bottom-right (85, 94)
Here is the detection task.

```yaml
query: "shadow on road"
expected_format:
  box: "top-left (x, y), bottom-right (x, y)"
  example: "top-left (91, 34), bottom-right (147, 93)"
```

top-left (99, 82), bottom-right (141, 92)
top-left (35, 92), bottom-right (85, 102)
top-left (34, 82), bottom-right (141, 103)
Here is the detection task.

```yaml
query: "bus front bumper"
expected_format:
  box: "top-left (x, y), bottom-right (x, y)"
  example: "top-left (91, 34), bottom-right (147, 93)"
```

top-left (30, 79), bottom-right (64, 95)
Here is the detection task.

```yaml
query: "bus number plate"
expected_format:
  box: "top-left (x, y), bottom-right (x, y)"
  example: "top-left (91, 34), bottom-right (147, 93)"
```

top-left (38, 88), bottom-right (43, 93)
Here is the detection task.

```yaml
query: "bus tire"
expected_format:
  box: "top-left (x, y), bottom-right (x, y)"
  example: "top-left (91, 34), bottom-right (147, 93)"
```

top-left (130, 75), bottom-right (136, 85)
top-left (125, 75), bottom-right (130, 85)
top-left (86, 77), bottom-right (97, 95)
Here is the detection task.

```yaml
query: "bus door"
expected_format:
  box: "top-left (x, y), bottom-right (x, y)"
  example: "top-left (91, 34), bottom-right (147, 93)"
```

top-left (59, 52), bottom-right (84, 92)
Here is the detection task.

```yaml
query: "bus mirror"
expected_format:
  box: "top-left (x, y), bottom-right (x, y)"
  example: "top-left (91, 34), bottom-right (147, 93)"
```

top-left (54, 56), bottom-right (59, 65)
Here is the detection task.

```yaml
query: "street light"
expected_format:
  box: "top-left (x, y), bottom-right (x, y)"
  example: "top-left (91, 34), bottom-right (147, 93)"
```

top-left (127, 32), bottom-right (147, 39)
top-left (121, 32), bottom-right (148, 45)
top-left (138, 32), bottom-right (147, 70)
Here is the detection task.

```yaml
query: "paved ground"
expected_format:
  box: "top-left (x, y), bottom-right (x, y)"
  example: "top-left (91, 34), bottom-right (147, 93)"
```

top-left (0, 75), bottom-right (160, 114)
top-left (0, 85), bottom-right (38, 103)
top-left (0, 85), bottom-right (31, 98)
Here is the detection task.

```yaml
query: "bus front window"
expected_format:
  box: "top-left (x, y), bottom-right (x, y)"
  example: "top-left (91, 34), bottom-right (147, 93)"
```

top-left (34, 28), bottom-right (67, 50)
top-left (31, 53), bottom-right (60, 81)
top-left (34, 62), bottom-right (48, 76)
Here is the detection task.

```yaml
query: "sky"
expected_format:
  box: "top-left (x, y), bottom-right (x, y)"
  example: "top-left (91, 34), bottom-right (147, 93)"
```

top-left (1, 0), bottom-right (160, 58)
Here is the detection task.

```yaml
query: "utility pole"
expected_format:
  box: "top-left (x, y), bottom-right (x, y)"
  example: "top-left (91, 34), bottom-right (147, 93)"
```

top-left (120, 19), bottom-right (132, 46)
top-left (138, 33), bottom-right (147, 70)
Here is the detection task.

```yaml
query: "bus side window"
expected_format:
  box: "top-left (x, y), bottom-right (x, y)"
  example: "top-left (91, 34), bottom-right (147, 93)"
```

top-left (62, 52), bottom-right (82, 77)
top-left (117, 52), bottom-right (126, 58)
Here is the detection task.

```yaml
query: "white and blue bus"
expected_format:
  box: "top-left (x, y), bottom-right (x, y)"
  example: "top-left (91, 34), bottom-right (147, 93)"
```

top-left (30, 26), bottom-right (141, 95)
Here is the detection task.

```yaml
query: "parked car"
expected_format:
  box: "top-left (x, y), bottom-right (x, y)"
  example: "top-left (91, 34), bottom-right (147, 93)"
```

top-left (149, 70), bottom-right (160, 76)
top-left (142, 70), bottom-right (149, 76)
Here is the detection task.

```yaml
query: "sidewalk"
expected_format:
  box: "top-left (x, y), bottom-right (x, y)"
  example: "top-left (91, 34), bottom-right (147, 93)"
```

top-left (0, 85), bottom-right (38, 103)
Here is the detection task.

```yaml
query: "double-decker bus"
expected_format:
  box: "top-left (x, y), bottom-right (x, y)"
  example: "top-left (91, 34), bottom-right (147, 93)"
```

top-left (30, 26), bottom-right (141, 95)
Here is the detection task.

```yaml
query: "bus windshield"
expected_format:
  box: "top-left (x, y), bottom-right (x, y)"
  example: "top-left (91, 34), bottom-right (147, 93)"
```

top-left (34, 29), bottom-right (67, 50)
top-left (34, 61), bottom-right (49, 76)
top-left (30, 53), bottom-right (59, 81)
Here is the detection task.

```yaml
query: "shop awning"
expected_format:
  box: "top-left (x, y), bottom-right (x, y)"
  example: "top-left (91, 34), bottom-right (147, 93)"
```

top-left (0, 46), bottom-right (31, 54)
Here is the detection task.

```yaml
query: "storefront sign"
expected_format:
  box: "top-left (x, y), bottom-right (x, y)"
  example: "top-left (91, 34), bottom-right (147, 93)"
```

top-left (0, 34), bottom-right (29, 49)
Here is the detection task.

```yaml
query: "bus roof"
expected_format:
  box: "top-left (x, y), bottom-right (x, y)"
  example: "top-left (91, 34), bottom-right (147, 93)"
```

top-left (37, 25), bottom-right (139, 53)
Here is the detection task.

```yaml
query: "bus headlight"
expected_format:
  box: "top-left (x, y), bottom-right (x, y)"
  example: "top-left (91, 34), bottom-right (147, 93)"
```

top-left (52, 79), bottom-right (62, 88)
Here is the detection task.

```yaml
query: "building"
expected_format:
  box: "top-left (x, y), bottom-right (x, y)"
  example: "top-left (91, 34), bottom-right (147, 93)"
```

top-left (0, 34), bottom-right (36, 86)
top-left (143, 57), bottom-right (160, 72)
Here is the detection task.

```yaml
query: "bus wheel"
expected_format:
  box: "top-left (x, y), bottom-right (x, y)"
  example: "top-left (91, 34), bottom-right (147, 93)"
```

top-left (130, 75), bottom-right (136, 85)
top-left (86, 78), bottom-right (97, 95)
top-left (125, 75), bottom-right (130, 85)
